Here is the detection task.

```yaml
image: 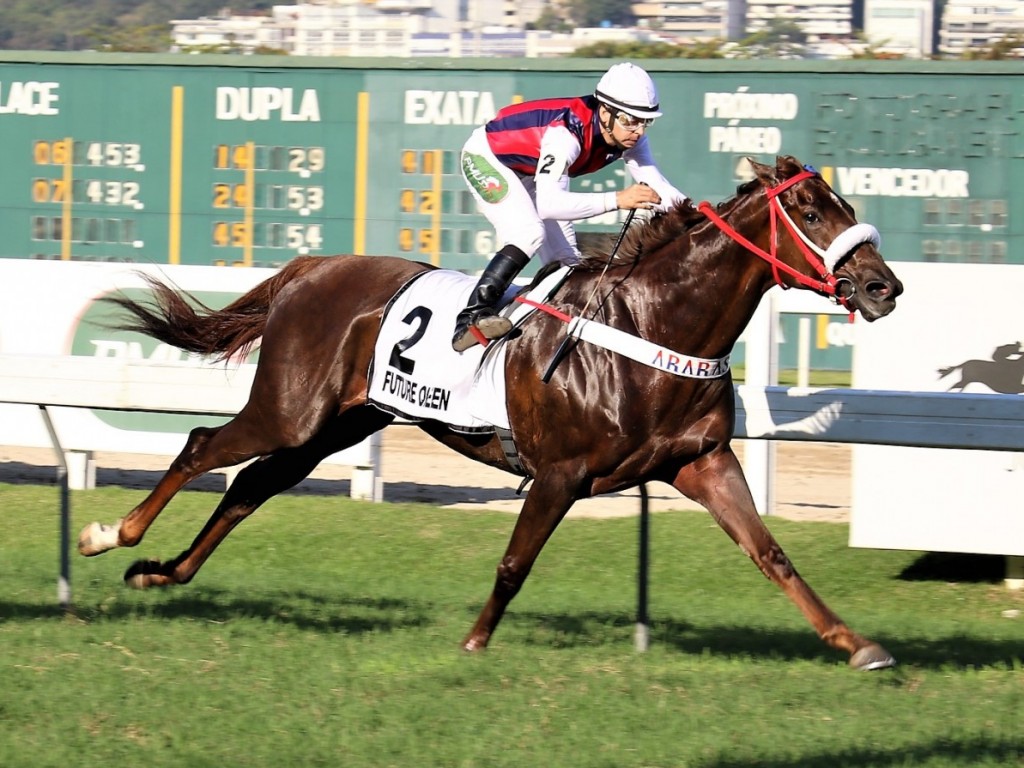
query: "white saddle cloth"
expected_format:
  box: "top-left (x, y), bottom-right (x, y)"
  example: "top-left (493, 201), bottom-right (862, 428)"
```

top-left (366, 268), bottom-right (566, 432)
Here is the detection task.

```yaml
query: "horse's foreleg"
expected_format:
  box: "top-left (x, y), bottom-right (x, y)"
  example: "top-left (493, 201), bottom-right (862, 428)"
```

top-left (672, 448), bottom-right (895, 670)
top-left (463, 467), bottom-right (579, 651)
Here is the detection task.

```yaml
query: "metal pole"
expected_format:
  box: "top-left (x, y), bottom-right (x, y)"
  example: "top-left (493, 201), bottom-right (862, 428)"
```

top-left (635, 482), bottom-right (650, 652)
top-left (797, 316), bottom-right (811, 389)
top-left (39, 405), bottom-right (71, 609)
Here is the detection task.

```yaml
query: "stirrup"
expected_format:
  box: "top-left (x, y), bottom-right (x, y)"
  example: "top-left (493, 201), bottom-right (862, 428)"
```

top-left (452, 316), bottom-right (513, 352)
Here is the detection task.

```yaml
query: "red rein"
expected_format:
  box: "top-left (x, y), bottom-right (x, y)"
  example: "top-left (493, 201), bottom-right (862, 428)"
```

top-left (697, 170), bottom-right (854, 312)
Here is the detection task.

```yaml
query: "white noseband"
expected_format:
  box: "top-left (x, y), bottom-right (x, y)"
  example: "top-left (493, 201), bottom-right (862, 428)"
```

top-left (821, 223), bottom-right (881, 272)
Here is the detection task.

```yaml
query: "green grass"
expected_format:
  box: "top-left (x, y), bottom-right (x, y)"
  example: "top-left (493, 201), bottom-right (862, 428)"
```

top-left (1, 482), bottom-right (1021, 768)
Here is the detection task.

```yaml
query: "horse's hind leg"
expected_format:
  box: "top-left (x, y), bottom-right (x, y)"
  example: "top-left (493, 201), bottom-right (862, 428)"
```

top-left (79, 391), bottom-right (338, 556)
top-left (673, 447), bottom-right (895, 670)
top-left (123, 445), bottom-right (321, 588)
top-left (78, 422), bottom-right (242, 556)
top-left (124, 407), bottom-right (393, 588)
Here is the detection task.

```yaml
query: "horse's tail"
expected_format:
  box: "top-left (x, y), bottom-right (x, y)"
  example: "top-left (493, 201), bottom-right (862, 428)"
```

top-left (102, 256), bottom-right (322, 362)
top-left (936, 364), bottom-right (960, 378)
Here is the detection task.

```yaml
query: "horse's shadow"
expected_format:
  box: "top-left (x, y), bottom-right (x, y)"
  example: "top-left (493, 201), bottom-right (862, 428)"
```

top-left (937, 341), bottom-right (1024, 394)
top-left (695, 735), bottom-right (1022, 768)
top-left (0, 588), bottom-right (433, 635)
top-left (5, 594), bottom-right (1018, 670)
top-left (506, 610), bottom-right (1021, 670)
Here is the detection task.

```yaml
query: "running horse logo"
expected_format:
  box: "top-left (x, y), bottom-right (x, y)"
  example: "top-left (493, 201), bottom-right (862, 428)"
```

top-left (937, 342), bottom-right (1024, 394)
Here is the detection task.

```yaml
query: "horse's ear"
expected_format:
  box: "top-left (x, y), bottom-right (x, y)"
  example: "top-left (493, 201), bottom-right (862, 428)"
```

top-left (747, 157), bottom-right (777, 187)
top-left (775, 155), bottom-right (803, 177)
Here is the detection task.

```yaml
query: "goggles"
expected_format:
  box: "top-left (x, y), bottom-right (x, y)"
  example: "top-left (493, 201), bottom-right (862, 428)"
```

top-left (614, 111), bottom-right (655, 131)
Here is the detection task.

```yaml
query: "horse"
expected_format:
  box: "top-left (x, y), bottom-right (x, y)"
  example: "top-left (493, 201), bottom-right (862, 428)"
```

top-left (78, 155), bottom-right (903, 670)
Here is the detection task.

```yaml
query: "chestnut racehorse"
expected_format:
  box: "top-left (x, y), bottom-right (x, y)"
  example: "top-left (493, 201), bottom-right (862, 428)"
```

top-left (80, 156), bottom-right (903, 669)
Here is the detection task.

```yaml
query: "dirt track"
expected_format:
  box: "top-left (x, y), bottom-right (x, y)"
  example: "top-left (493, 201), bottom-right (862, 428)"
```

top-left (0, 428), bottom-right (851, 523)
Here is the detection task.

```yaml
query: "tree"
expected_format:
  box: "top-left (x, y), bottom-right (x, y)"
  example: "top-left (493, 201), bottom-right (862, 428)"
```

top-left (570, 40), bottom-right (726, 59)
top-left (843, 32), bottom-right (906, 59)
top-left (83, 24), bottom-right (171, 53)
top-left (177, 41), bottom-right (289, 56)
top-left (528, 6), bottom-right (572, 33)
top-left (675, 39), bottom-right (728, 59)
top-left (961, 33), bottom-right (1024, 60)
top-left (0, 0), bottom-right (233, 51)
top-left (732, 18), bottom-right (808, 59)
top-left (565, 0), bottom-right (636, 28)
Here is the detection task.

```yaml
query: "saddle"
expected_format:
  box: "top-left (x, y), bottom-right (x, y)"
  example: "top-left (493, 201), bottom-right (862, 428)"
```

top-left (366, 266), bottom-right (572, 433)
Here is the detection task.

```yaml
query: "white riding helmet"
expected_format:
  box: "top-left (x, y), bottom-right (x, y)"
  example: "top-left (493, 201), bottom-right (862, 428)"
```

top-left (594, 62), bottom-right (662, 119)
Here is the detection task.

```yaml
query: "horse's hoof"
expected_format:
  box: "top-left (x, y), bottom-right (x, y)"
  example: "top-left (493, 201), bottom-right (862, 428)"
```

top-left (850, 643), bottom-right (896, 670)
top-left (78, 521), bottom-right (121, 557)
top-left (124, 559), bottom-right (171, 590)
top-left (461, 636), bottom-right (488, 653)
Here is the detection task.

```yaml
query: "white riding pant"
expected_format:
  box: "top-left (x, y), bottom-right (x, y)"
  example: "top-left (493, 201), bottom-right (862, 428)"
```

top-left (461, 127), bottom-right (580, 267)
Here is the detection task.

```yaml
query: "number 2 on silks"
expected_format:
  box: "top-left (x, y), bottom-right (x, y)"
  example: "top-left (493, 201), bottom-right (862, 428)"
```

top-left (389, 306), bottom-right (432, 375)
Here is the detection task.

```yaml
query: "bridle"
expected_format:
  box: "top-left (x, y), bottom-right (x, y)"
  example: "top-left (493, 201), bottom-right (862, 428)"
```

top-left (696, 168), bottom-right (880, 312)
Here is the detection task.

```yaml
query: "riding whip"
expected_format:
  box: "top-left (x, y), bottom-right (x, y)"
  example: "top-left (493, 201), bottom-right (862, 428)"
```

top-left (541, 203), bottom-right (639, 384)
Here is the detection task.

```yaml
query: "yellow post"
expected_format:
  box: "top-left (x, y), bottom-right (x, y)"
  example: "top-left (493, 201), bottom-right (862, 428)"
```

top-left (61, 137), bottom-right (73, 261)
top-left (353, 92), bottom-right (370, 255)
top-left (168, 86), bottom-right (184, 265)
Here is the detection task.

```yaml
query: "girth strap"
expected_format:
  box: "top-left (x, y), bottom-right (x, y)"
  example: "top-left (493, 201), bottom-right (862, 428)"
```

top-left (495, 426), bottom-right (530, 486)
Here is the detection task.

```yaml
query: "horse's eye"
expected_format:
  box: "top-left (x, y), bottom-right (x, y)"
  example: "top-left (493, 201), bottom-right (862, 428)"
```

top-left (803, 212), bottom-right (820, 224)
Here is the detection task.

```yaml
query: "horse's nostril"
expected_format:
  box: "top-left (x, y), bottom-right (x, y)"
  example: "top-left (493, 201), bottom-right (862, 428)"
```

top-left (867, 281), bottom-right (892, 300)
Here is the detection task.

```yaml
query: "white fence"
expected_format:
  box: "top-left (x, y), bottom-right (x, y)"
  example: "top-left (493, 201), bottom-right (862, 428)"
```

top-left (8, 351), bottom-right (1024, 479)
top-left (2, 352), bottom-right (1023, 606)
top-left (0, 354), bottom-right (381, 498)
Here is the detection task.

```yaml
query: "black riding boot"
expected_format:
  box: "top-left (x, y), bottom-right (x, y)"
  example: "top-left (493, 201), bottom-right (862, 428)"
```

top-left (452, 245), bottom-right (530, 352)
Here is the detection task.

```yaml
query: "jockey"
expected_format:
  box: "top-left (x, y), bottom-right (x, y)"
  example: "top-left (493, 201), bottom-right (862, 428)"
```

top-left (452, 62), bottom-right (689, 352)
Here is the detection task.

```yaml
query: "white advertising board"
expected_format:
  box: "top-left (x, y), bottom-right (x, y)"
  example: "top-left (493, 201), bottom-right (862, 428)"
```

top-left (0, 258), bottom-right (274, 455)
top-left (851, 262), bottom-right (1024, 557)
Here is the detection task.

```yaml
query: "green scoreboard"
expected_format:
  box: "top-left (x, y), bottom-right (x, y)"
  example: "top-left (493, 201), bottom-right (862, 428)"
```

top-left (2, 53), bottom-right (1024, 275)
top-left (0, 55), bottom-right (634, 274)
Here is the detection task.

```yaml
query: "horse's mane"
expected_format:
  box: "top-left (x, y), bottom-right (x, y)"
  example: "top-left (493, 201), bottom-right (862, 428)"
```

top-left (575, 180), bottom-right (759, 270)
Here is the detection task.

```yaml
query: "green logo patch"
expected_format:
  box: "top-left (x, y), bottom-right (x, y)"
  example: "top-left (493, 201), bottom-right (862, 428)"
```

top-left (462, 152), bottom-right (509, 204)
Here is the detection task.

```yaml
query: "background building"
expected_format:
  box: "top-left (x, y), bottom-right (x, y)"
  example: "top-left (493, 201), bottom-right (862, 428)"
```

top-left (864, 0), bottom-right (933, 58)
top-left (170, 0), bottom-right (1024, 60)
top-left (939, 0), bottom-right (1024, 57)
top-left (745, 0), bottom-right (853, 38)
top-left (631, 0), bottom-right (731, 41)
top-left (172, 1), bottom-right (667, 57)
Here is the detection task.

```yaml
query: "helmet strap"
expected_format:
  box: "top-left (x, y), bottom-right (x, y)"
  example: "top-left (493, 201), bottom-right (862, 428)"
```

top-left (597, 104), bottom-right (619, 143)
